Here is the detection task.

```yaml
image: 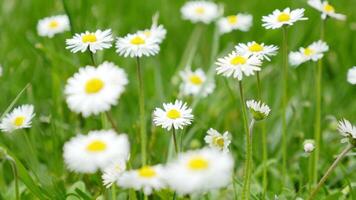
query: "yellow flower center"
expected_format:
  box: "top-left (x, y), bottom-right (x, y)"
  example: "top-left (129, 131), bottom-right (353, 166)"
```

top-left (230, 56), bottom-right (247, 65)
top-left (324, 3), bottom-right (335, 12)
top-left (195, 7), bottom-right (205, 14)
top-left (86, 140), bottom-right (107, 152)
top-left (227, 15), bottom-right (238, 25)
top-left (189, 75), bottom-right (203, 85)
top-left (13, 116), bottom-right (25, 127)
top-left (213, 136), bottom-right (225, 148)
top-left (187, 156), bottom-right (209, 171)
top-left (85, 78), bottom-right (104, 94)
top-left (130, 36), bottom-right (145, 45)
top-left (277, 13), bottom-right (291, 22)
top-left (166, 109), bottom-right (181, 119)
top-left (138, 166), bottom-right (156, 178)
top-left (249, 43), bottom-right (264, 52)
top-left (304, 48), bottom-right (315, 56)
top-left (82, 34), bottom-right (97, 43)
top-left (49, 20), bottom-right (59, 28)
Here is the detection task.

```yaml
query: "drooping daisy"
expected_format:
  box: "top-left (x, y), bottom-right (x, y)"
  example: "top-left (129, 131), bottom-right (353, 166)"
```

top-left (37, 15), bottom-right (70, 38)
top-left (64, 61), bottom-right (128, 117)
top-left (246, 100), bottom-right (271, 121)
top-left (204, 128), bottom-right (231, 153)
top-left (308, 0), bottom-right (346, 20)
top-left (153, 100), bottom-right (194, 131)
top-left (179, 68), bottom-right (215, 97)
top-left (181, 0), bottom-right (219, 24)
top-left (337, 119), bottom-right (356, 141)
top-left (347, 66), bottom-right (356, 85)
top-left (66, 29), bottom-right (113, 53)
top-left (216, 51), bottom-right (262, 80)
top-left (102, 159), bottom-right (127, 188)
top-left (115, 32), bottom-right (160, 58)
top-left (262, 8), bottom-right (307, 29)
top-left (0, 105), bottom-right (35, 133)
top-left (137, 24), bottom-right (167, 44)
top-left (63, 130), bottom-right (130, 173)
top-left (217, 13), bottom-right (253, 34)
top-left (235, 41), bottom-right (279, 61)
top-left (117, 165), bottom-right (165, 195)
top-left (303, 139), bottom-right (315, 153)
top-left (163, 148), bottom-right (234, 195)
top-left (289, 40), bottom-right (329, 67)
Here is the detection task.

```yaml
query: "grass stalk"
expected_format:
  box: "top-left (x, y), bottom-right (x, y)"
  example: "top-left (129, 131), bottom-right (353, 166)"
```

top-left (281, 26), bottom-right (288, 185)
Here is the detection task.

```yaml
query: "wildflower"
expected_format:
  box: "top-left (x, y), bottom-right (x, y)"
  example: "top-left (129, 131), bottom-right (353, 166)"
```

top-left (303, 139), bottom-right (315, 153)
top-left (337, 119), bottom-right (356, 144)
top-left (0, 105), bottom-right (35, 133)
top-left (308, 0), bottom-right (346, 20)
top-left (347, 66), bottom-right (356, 85)
top-left (246, 100), bottom-right (271, 121)
top-left (179, 68), bottom-right (215, 97)
top-left (204, 128), bottom-right (231, 153)
top-left (235, 41), bottom-right (279, 61)
top-left (262, 8), bottom-right (307, 29)
top-left (37, 15), bottom-right (70, 37)
top-left (137, 24), bottom-right (167, 44)
top-left (181, 0), bottom-right (219, 24)
top-left (66, 29), bottom-right (113, 53)
top-left (102, 159), bottom-right (126, 188)
top-left (217, 13), bottom-right (253, 34)
top-left (289, 40), bottom-right (329, 67)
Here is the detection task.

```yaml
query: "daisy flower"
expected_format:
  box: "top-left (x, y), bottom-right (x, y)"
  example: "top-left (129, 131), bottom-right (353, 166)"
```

top-left (337, 119), bottom-right (356, 141)
top-left (117, 165), bottom-right (165, 195)
top-left (308, 0), bottom-right (346, 20)
top-left (115, 32), bottom-right (160, 58)
top-left (303, 139), bottom-right (315, 153)
top-left (204, 128), bottom-right (231, 153)
top-left (181, 0), bottom-right (219, 24)
top-left (217, 13), bottom-right (253, 34)
top-left (0, 105), bottom-right (35, 133)
top-left (216, 51), bottom-right (262, 80)
top-left (137, 24), bottom-right (167, 44)
top-left (289, 40), bottom-right (329, 67)
top-left (262, 8), bottom-right (307, 29)
top-left (246, 100), bottom-right (271, 121)
top-left (235, 41), bottom-right (279, 61)
top-left (102, 159), bottom-right (127, 188)
top-left (347, 66), bottom-right (356, 85)
top-left (153, 100), bottom-right (194, 131)
top-left (64, 61), bottom-right (128, 117)
top-left (179, 68), bottom-right (215, 97)
top-left (66, 29), bottom-right (113, 53)
top-left (37, 15), bottom-right (70, 38)
top-left (163, 148), bottom-right (234, 195)
top-left (63, 130), bottom-right (130, 173)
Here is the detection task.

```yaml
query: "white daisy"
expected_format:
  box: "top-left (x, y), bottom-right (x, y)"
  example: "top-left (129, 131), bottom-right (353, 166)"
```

top-left (66, 29), bottom-right (113, 53)
top-left (163, 148), bottom-right (234, 195)
top-left (235, 41), bottom-right (279, 61)
top-left (137, 24), bottom-right (167, 44)
top-left (64, 61), bottom-right (128, 117)
top-left (262, 8), bottom-right (307, 29)
top-left (217, 13), bottom-right (253, 34)
top-left (0, 105), bottom-right (35, 133)
top-left (37, 15), bottom-right (70, 38)
top-left (179, 68), bottom-right (215, 97)
top-left (63, 129), bottom-right (130, 173)
top-left (246, 100), bottom-right (271, 121)
top-left (303, 139), bottom-right (315, 153)
top-left (337, 119), bottom-right (356, 140)
top-left (117, 165), bottom-right (165, 195)
top-left (216, 51), bottom-right (262, 80)
top-left (347, 66), bottom-right (356, 85)
top-left (115, 32), bottom-right (160, 58)
top-left (289, 40), bottom-right (329, 67)
top-left (204, 128), bottom-right (231, 153)
top-left (308, 0), bottom-right (346, 20)
top-left (181, 0), bottom-right (219, 24)
top-left (102, 159), bottom-right (127, 188)
top-left (153, 100), bottom-right (194, 131)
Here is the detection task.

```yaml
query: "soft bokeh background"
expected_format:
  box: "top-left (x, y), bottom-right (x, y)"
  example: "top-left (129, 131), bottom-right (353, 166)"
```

top-left (0, 0), bottom-right (355, 199)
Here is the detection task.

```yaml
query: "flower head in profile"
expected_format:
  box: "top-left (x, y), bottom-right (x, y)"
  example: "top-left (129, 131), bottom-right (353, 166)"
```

top-left (262, 8), bottom-right (307, 29)
top-left (117, 165), bottom-right (165, 195)
top-left (246, 100), bottom-right (271, 121)
top-left (347, 66), bottom-right (356, 85)
top-left (137, 19), bottom-right (167, 44)
top-left (181, 1), bottom-right (219, 24)
top-left (204, 128), bottom-right (231, 153)
top-left (217, 13), bottom-right (253, 34)
top-left (216, 51), bottom-right (262, 80)
top-left (337, 119), bottom-right (356, 144)
top-left (153, 100), bottom-right (194, 131)
top-left (65, 61), bottom-right (128, 117)
top-left (0, 105), bottom-right (35, 133)
top-left (163, 148), bottom-right (234, 195)
top-left (289, 40), bottom-right (329, 67)
top-left (63, 130), bottom-right (130, 173)
top-left (179, 68), bottom-right (215, 97)
top-left (235, 41), bottom-right (279, 61)
top-left (102, 159), bottom-right (127, 188)
top-left (303, 139), bottom-right (315, 153)
top-left (116, 32), bottom-right (160, 58)
top-left (66, 29), bottom-right (113, 53)
top-left (308, 0), bottom-right (346, 20)
top-left (37, 15), bottom-right (70, 38)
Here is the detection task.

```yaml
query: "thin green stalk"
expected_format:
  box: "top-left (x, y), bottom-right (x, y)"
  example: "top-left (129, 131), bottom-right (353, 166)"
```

top-left (136, 57), bottom-right (147, 165)
top-left (111, 185), bottom-right (116, 200)
top-left (172, 128), bottom-right (178, 154)
top-left (105, 111), bottom-right (119, 133)
top-left (308, 145), bottom-right (353, 200)
top-left (89, 51), bottom-right (96, 66)
top-left (7, 157), bottom-right (19, 200)
top-left (61, 0), bottom-right (75, 35)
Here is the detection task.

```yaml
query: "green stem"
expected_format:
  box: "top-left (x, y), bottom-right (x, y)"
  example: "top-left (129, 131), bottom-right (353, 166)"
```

top-left (308, 145), bottom-right (353, 200)
top-left (111, 185), bottom-right (116, 200)
top-left (136, 57), bottom-right (147, 165)
top-left (105, 111), bottom-right (119, 133)
top-left (172, 128), bottom-right (178, 154)
top-left (61, 0), bottom-right (75, 35)
top-left (281, 26), bottom-right (288, 186)
top-left (7, 157), bottom-right (19, 200)
top-left (89, 51), bottom-right (96, 66)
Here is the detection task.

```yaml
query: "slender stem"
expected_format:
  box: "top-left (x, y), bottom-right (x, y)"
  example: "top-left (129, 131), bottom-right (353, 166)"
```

top-left (7, 157), bottom-right (19, 200)
top-left (111, 185), bottom-right (116, 200)
top-left (105, 111), bottom-right (119, 133)
top-left (308, 145), bottom-right (353, 200)
top-left (136, 57), bottom-right (147, 165)
top-left (172, 128), bottom-right (178, 154)
top-left (61, 0), bottom-right (75, 35)
top-left (89, 51), bottom-right (96, 66)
